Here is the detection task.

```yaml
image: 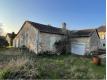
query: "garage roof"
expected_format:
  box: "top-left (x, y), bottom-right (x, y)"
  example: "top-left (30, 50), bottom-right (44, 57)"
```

top-left (70, 29), bottom-right (97, 38)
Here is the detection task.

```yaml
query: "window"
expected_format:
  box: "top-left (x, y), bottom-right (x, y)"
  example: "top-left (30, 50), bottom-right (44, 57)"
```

top-left (103, 44), bottom-right (105, 47)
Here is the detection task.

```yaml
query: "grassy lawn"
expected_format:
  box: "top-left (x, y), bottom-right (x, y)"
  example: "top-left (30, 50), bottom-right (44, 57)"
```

top-left (0, 48), bottom-right (106, 79)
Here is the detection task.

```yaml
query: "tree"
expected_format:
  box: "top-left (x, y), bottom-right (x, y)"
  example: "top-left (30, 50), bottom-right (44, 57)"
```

top-left (54, 40), bottom-right (67, 55)
top-left (54, 30), bottom-right (71, 55)
top-left (11, 32), bottom-right (16, 46)
top-left (0, 36), bottom-right (9, 47)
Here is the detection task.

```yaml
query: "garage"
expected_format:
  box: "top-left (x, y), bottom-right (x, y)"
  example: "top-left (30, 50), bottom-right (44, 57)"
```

top-left (71, 43), bottom-right (86, 55)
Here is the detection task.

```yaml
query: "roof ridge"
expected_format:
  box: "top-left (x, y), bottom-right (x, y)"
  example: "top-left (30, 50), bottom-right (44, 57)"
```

top-left (25, 21), bottom-right (64, 35)
top-left (26, 20), bottom-right (61, 29)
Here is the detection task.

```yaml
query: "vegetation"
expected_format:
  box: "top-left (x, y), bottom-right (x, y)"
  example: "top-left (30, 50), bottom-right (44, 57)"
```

top-left (0, 25), bottom-right (8, 47)
top-left (0, 36), bottom-right (9, 47)
top-left (0, 48), bottom-right (106, 79)
top-left (10, 32), bottom-right (16, 46)
top-left (54, 40), bottom-right (67, 54)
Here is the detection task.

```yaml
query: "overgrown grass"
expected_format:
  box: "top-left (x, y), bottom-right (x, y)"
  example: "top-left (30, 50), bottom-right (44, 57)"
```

top-left (0, 48), bottom-right (106, 79)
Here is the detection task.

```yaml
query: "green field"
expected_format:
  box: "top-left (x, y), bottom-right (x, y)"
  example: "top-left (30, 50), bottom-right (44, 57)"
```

top-left (0, 48), bottom-right (106, 79)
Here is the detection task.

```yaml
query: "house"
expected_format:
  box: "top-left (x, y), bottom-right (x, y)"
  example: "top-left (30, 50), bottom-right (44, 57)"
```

top-left (70, 29), bottom-right (101, 55)
top-left (13, 21), bottom-right (101, 55)
top-left (97, 25), bottom-right (106, 49)
top-left (13, 21), bottom-right (65, 53)
top-left (6, 32), bottom-right (16, 46)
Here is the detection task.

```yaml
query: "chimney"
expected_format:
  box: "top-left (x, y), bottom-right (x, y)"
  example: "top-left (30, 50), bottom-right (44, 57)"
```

top-left (61, 22), bottom-right (67, 34)
top-left (47, 24), bottom-right (51, 26)
top-left (62, 22), bottom-right (66, 30)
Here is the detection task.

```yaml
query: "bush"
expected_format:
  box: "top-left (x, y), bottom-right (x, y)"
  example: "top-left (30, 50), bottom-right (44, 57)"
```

top-left (54, 40), bottom-right (67, 55)
top-left (3, 58), bottom-right (40, 79)
top-left (0, 69), bottom-right (10, 79)
top-left (0, 48), bottom-right (105, 79)
top-left (37, 51), bottom-right (57, 57)
top-left (85, 51), bottom-right (98, 58)
top-left (0, 36), bottom-right (9, 47)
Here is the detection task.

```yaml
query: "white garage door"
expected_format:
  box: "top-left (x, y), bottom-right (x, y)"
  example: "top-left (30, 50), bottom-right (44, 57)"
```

top-left (71, 43), bottom-right (85, 55)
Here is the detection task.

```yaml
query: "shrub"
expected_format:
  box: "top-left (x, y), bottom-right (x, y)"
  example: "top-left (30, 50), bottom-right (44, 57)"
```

top-left (3, 58), bottom-right (40, 79)
top-left (0, 69), bottom-right (10, 79)
top-left (54, 40), bottom-right (67, 55)
top-left (0, 48), bottom-right (105, 79)
top-left (37, 51), bottom-right (57, 57)
top-left (0, 36), bottom-right (9, 47)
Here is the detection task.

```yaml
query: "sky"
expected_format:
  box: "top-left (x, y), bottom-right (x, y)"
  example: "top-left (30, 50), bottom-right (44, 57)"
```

top-left (0, 0), bottom-right (106, 34)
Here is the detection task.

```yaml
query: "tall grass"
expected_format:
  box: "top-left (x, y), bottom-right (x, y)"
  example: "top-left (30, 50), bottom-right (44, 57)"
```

top-left (0, 48), bottom-right (106, 79)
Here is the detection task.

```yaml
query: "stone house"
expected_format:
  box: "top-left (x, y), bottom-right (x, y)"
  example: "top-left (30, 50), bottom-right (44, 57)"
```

top-left (13, 21), bottom-right (101, 55)
top-left (97, 25), bottom-right (106, 49)
top-left (13, 21), bottom-right (65, 53)
top-left (6, 32), bottom-right (16, 46)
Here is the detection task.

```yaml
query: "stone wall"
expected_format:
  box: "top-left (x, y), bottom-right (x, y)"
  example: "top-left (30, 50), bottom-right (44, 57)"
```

top-left (38, 32), bottom-right (63, 52)
top-left (90, 32), bottom-right (101, 51)
top-left (13, 22), bottom-right (39, 53)
top-left (70, 31), bottom-right (101, 54)
top-left (6, 36), bottom-right (11, 46)
top-left (13, 22), bottom-right (63, 54)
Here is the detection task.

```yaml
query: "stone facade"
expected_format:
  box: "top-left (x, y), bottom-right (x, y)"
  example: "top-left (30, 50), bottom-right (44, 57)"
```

top-left (13, 21), bottom-right (101, 55)
top-left (6, 33), bottom-right (16, 46)
top-left (13, 22), bottom-right (63, 53)
top-left (6, 35), bottom-right (11, 46)
top-left (13, 22), bottom-right (39, 53)
top-left (71, 31), bottom-right (101, 54)
top-left (38, 32), bottom-right (63, 52)
top-left (90, 31), bottom-right (101, 51)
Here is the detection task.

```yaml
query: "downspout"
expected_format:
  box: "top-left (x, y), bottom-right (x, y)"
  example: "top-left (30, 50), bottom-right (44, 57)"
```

top-left (36, 30), bottom-right (39, 54)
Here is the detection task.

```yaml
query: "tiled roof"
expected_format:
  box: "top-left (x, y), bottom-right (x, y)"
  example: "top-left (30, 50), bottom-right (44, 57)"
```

top-left (16, 21), bottom-right (100, 38)
top-left (6, 33), bottom-right (12, 38)
top-left (97, 25), bottom-right (106, 32)
top-left (27, 21), bottom-right (64, 35)
top-left (70, 29), bottom-right (96, 38)
top-left (6, 33), bottom-right (16, 39)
